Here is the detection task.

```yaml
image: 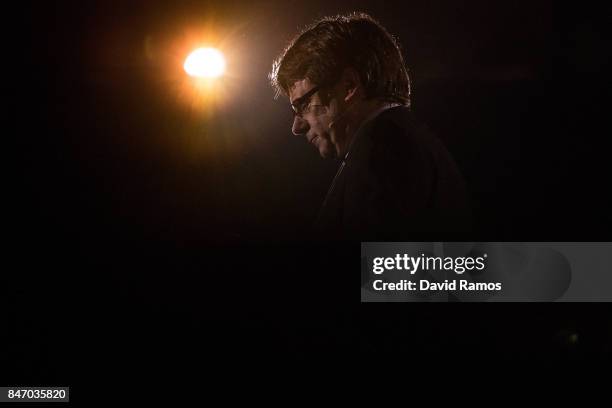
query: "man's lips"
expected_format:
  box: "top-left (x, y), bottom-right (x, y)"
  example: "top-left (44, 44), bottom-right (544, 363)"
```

top-left (308, 135), bottom-right (319, 145)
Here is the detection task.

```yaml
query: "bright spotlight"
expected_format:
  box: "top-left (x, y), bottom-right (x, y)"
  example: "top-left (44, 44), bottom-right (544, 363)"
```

top-left (184, 47), bottom-right (226, 78)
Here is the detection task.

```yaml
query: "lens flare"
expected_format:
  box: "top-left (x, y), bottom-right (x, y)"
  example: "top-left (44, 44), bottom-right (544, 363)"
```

top-left (184, 47), bottom-right (226, 78)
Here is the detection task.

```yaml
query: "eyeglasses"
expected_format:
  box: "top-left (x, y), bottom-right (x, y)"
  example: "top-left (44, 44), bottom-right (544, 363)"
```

top-left (290, 85), bottom-right (322, 119)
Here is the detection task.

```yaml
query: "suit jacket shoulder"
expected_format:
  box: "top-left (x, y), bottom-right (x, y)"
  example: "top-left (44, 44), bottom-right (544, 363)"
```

top-left (317, 106), bottom-right (471, 240)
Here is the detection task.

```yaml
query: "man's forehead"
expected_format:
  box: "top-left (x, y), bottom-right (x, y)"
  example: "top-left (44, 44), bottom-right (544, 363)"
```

top-left (288, 78), bottom-right (314, 104)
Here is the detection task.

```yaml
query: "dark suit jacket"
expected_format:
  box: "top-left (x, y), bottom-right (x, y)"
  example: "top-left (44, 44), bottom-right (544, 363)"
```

top-left (315, 106), bottom-right (471, 241)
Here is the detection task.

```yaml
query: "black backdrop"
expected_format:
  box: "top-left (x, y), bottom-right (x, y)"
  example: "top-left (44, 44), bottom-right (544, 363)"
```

top-left (5, 0), bottom-right (612, 391)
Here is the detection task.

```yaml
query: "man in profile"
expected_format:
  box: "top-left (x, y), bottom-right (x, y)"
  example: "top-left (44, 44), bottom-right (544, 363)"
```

top-left (269, 12), bottom-right (470, 240)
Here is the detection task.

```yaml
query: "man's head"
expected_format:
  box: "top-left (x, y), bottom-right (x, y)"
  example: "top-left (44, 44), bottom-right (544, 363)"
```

top-left (269, 12), bottom-right (411, 159)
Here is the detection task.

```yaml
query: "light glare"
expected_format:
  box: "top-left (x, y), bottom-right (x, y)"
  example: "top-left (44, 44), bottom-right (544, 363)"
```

top-left (184, 47), bottom-right (226, 78)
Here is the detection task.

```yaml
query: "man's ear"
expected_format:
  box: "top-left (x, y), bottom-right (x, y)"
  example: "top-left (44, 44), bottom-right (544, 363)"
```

top-left (339, 67), bottom-right (362, 103)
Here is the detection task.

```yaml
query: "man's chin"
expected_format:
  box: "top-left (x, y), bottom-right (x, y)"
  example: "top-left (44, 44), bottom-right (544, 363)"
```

top-left (315, 139), bottom-right (337, 159)
top-left (318, 146), bottom-right (337, 159)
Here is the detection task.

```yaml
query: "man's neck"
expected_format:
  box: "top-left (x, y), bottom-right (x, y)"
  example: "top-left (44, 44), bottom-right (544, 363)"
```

top-left (341, 99), bottom-right (401, 159)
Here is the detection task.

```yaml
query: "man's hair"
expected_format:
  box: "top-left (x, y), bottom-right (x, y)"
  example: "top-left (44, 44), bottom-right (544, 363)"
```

top-left (269, 12), bottom-right (411, 107)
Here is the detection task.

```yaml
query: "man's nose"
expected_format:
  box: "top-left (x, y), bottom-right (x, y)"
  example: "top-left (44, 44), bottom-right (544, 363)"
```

top-left (292, 115), bottom-right (309, 136)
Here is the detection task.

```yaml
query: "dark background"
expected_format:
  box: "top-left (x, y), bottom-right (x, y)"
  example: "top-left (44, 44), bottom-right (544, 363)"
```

top-left (4, 0), bottom-right (612, 392)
